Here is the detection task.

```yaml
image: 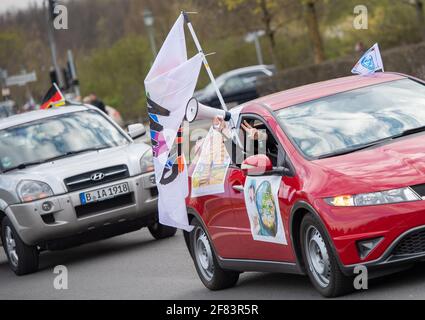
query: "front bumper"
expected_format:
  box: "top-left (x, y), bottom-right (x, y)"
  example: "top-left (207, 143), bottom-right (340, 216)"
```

top-left (342, 225), bottom-right (425, 274)
top-left (314, 199), bottom-right (425, 271)
top-left (6, 172), bottom-right (158, 246)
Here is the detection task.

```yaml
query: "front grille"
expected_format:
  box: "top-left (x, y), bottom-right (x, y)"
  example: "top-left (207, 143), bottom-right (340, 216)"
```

top-left (64, 165), bottom-right (129, 192)
top-left (74, 193), bottom-right (134, 218)
top-left (392, 228), bottom-right (425, 256)
top-left (411, 184), bottom-right (425, 198)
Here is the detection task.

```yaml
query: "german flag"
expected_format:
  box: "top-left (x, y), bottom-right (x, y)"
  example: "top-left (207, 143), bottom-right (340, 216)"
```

top-left (40, 83), bottom-right (65, 110)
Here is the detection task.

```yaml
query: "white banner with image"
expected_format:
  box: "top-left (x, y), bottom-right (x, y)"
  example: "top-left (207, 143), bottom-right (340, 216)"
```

top-left (191, 127), bottom-right (231, 197)
top-left (244, 176), bottom-right (287, 245)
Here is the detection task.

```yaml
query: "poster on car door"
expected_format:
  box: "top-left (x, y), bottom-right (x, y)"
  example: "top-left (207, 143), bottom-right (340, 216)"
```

top-left (191, 128), bottom-right (231, 197)
top-left (244, 176), bottom-right (287, 245)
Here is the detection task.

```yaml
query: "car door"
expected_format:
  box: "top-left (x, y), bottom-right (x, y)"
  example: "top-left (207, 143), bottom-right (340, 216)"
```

top-left (194, 178), bottom-right (243, 259)
top-left (227, 114), bottom-right (297, 262)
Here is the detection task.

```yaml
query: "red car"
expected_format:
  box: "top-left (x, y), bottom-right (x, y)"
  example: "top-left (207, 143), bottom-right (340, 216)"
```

top-left (184, 72), bottom-right (425, 297)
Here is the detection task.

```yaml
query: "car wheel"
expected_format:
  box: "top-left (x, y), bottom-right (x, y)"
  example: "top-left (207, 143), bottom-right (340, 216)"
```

top-left (300, 213), bottom-right (353, 297)
top-left (148, 222), bottom-right (177, 240)
top-left (1, 216), bottom-right (39, 276)
top-left (190, 218), bottom-right (239, 290)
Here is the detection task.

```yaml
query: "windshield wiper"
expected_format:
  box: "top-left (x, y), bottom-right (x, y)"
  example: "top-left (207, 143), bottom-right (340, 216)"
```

top-left (3, 161), bottom-right (45, 173)
top-left (2, 146), bottom-right (110, 173)
top-left (391, 125), bottom-right (425, 140)
top-left (317, 138), bottom-right (393, 160)
top-left (44, 146), bottom-right (110, 162)
top-left (316, 126), bottom-right (425, 160)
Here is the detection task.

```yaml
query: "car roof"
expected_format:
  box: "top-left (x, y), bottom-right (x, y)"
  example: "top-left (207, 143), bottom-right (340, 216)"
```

top-left (253, 72), bottom-right (407, 111)
top-left (0, 104), bottom-right (91, 130)
top-left (219, 65), bottom-right (274, 80)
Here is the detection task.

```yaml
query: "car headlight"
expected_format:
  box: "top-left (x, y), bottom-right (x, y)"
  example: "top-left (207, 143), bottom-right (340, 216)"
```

top-left (17, 180), bottom-right (54, 203)
top-left (140, 149), bottom-right (154, 173)
top-left (325, 187), bottom-right (421, 207)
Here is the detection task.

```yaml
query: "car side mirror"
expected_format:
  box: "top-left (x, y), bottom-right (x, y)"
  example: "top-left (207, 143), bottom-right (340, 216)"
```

top-left (241, 154), bottom-right (273, 176)
top-left (128, 123), bottom-right (146, 140)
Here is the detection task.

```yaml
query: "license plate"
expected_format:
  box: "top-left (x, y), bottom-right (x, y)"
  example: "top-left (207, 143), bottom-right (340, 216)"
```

top-left (79, 182), bottom-right (130, 205)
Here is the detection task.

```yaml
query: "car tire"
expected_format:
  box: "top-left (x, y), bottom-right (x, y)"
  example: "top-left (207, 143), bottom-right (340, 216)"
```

top-left (1, 216), bottom-right (39, 276)
top-left (190, 218), bottom-right (239, 290)
top-left (148, 222), bottom-right (177, 240)
top-left (300, 213), bottom-right (353, 297)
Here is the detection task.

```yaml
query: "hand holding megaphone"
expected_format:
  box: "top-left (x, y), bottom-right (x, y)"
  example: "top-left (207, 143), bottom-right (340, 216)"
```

top-left (185, 97), bottom-right (231, 123)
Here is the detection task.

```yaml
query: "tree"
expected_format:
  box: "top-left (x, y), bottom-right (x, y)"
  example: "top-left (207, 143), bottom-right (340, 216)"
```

top-left (2, 0), bottom-right (425, 119)
top-left (258, 0), bottom-right (279, 66)
top-left (300, 0), bottom-right (325, 64)
top-left (0, 31), bottom-right (26, 73)
top-left (221, 0), bottom-right (282, 67)
top-left (79, 35), bottom-right (152, 120)
top-left (404, 0), bottom-right (425, 40)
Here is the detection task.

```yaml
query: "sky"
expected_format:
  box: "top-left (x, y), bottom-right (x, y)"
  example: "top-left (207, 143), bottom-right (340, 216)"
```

top-left (0, 0), bottom-right (43, 14)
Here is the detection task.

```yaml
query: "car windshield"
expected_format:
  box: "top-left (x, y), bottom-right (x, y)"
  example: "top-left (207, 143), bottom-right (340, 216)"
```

top-left (275, 79), bottom-right (425, 159)
top-left (0, 110), bottom-right (128, 172)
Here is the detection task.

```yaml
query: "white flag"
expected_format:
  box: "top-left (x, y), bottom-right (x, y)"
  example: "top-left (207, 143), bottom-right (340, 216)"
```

top-left (351, 43), bottom-right (384, 75)
top-left (144, 14), bottom-right (203, 231)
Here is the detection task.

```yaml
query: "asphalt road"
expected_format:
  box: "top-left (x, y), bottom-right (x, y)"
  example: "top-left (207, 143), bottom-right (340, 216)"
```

top-left (1, 229), bottom-right (425, 300)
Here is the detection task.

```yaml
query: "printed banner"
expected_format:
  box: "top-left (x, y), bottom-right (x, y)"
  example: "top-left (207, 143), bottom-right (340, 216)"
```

top-left (144, 13), bottom-right (203, 231)
top-left (244, 176), bottom-right (287, 245)
top-left (191, 128), bottom-right (230, 197)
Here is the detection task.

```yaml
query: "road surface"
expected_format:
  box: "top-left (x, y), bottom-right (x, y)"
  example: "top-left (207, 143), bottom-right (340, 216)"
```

top-left (0, 229), bottom-right (424, 300)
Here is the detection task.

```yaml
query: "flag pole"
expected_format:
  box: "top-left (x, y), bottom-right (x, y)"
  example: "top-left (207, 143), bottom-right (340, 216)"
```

top-left (376, 43), bottom-right (384, 72)
top-left (183, 11), bottom-right (228, 113)
top-left (183, 11), bottom-right (242, 148)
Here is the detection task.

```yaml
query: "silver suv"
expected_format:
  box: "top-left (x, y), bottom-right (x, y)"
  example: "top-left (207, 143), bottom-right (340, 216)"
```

top-left (0, 104), bottom-right (176, 275)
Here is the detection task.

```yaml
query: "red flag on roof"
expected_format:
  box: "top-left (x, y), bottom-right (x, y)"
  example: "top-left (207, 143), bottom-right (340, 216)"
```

top-left (40, 83), bottom-right (65, 110)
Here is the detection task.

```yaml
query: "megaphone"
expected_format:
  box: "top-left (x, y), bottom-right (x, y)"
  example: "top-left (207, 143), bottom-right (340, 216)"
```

top-left (185, 97), bottom-right (231, 123)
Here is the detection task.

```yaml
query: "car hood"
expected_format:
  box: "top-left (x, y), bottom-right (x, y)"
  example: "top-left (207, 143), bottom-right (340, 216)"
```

top-left (310, 134), bottom-right (425, 197)
top-left (2, 143), bottom-right (151, 195)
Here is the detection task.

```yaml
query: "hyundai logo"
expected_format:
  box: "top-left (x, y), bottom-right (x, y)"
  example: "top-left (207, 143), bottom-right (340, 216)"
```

top-left (91, 172), bottom-right (105, 181)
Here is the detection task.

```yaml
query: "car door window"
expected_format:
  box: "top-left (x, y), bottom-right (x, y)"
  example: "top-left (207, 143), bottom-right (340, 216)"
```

top-left (221, 76), bottom-right (245, 93)
top-left (229, 116), bottom-right (285, 168)
top-left (239, 71), bottom-right (267, 87)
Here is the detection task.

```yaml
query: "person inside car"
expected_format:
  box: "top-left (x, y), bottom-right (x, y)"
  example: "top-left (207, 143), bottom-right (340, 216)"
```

top-left (212, 115), bottom-right (283, 168)
top-left (213, 116), bottom-right (267, 140)
top-left (83, 94), bottom-right (106, 113)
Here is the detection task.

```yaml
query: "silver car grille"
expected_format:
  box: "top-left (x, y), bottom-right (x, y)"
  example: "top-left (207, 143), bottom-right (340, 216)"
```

top-left (64, 165), bottom-right (129, 192)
